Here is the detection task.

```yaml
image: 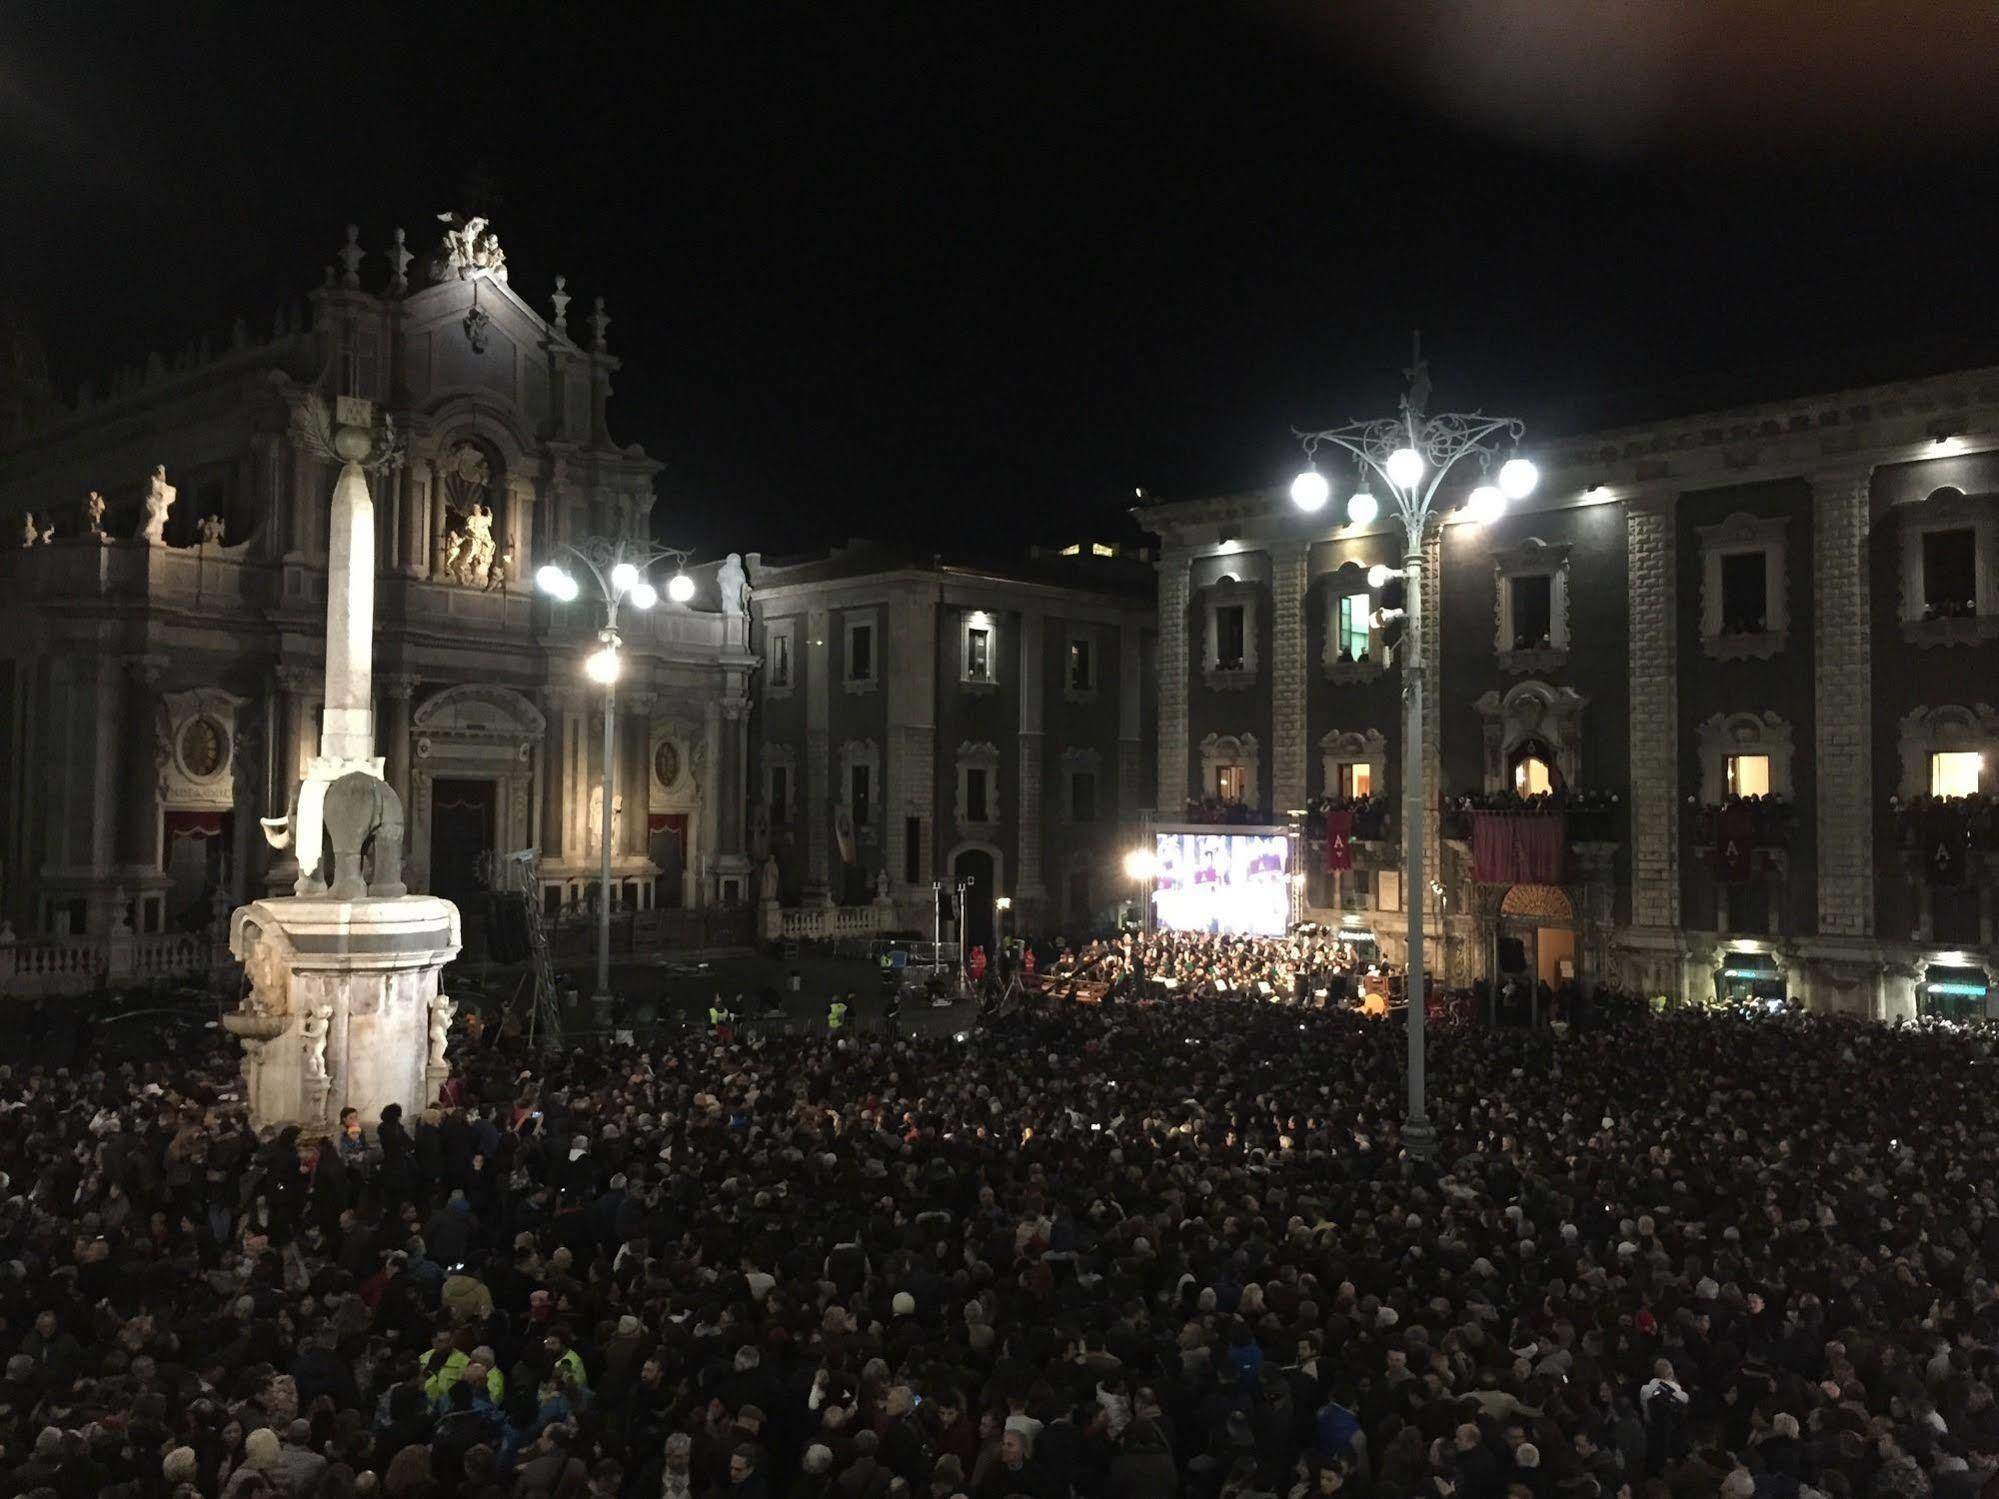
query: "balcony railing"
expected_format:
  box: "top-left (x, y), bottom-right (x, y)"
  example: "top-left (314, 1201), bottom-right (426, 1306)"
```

top-left (1302, 795), bottom-right (1393, 843)
top-left (1688, 795), bottom-right (1796, 848)
top-left (1440, 790), bottom-right (1624, 845)
top-left (0, 929), bottom-right (220, 999)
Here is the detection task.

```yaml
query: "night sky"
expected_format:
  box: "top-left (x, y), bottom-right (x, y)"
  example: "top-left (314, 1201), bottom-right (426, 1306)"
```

top-left (12, 3), bottom-right (1999, 559)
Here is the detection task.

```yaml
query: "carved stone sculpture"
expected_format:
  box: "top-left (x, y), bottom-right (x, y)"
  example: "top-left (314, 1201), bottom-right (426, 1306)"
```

top-left (140, 465), bottom-right (176, 545)
top-left (875, 867), bottom-right (891, 900)
top-left (485, 549), bottom-right (511, 592)
top-left (717, 552), bottom-right (751, 616)
top-left (18, 514), bottom-right (35, 549)
top-left (82, 491), bottom-right (105, 537)
top-left (198, 514), bottom-right (226, 546)
top-left (300, 1004), bottom-right (333, 1127)
top-left (758, 855), bottom-right (780, 904)
top-left (427, 994), bottom-right (456, 1072)
top-left (242, 925), bottom-right (291, 1015)
top-left (35, 518), bottom-right (52, 545)
top-left (321, 770), bottom-right (407, 901)
top-left (430, 213), bottom-right (508, 283)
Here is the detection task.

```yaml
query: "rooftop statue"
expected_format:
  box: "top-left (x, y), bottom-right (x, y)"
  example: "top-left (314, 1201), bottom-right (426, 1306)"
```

top-left (430, 212), bottom-right (508, 284)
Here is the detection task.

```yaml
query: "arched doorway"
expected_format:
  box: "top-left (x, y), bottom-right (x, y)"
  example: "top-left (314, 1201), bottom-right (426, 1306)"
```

top-left (952, 846), bottom-right (997, 957)
top-left (1496, 883), bottom-right (1577, 991)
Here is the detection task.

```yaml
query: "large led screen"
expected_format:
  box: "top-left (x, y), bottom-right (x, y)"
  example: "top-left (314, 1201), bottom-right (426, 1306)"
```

top-left (1153, 831), bottom-right (1289, 936)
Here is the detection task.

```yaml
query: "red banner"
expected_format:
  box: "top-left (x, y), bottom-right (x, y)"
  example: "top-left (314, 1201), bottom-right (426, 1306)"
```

top-left (1925, 808), bottom-right (1965, 886)
top-left (1713, 803), bottom-right (1753, 882)
top-left (1325, 809), bottom-right (1354, 871)
top-left (1470, 813), bottom-right (1566, 884)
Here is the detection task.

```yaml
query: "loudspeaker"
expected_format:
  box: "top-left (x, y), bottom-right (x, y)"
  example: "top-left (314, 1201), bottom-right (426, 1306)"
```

top-left (487, 893), bottom-right (532, 964)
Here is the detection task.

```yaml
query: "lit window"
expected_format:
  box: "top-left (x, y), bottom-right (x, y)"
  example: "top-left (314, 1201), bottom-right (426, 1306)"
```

top-left (1726, 753), bottom-right (1771, 797)
top-left (1337, 593), bottom-right (1371, 661)
top-left (1933, 751), bottom-right (1984, 797)
top-left (965, 626), bottom-right (991, 682)
top-left (769, 631), bottom-right (791, 687)
top-left (1216, 764), bottom-right (1246, 802)
top-left (1513, 756), bottom-right (1553, 797)
top-left (1337, 760), bottom-right (1372, 799)
top-left (1059, 543), bottom-right (1081, 556)
top-left (1091, 542), bottom-right (1115, 557)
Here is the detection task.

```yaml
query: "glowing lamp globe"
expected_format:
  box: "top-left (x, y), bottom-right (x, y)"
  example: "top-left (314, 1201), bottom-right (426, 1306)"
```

top-left (1346, 489), bottom-right (1379, 527)
top-left (1385, 447), bottom-right (1424, 489)
top-left (584, 646), bottom-right (621, 684)
top-left (1497, 456), bottom-right (1539, 499)
top-left (1367, 563), bottom-right (1394, 589)
top-left (627, 581), bottom-right (658, 610)
top-left (1465, 485), bottom-right (1506, 525)
top-left (610, 561), bottom-right (640, 593)
top-left (1289, 468), bottom-right (1330, 512)
top-left (666, 571), bottom-right (696, 604)
top-left (536, 564), bottom-right (572, 597)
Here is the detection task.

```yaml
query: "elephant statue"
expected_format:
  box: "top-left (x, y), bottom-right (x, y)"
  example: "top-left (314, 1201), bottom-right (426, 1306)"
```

top-left (260, 777), bottom-right (330, 898)
top-left (322, 770), bottom-right (408, 901)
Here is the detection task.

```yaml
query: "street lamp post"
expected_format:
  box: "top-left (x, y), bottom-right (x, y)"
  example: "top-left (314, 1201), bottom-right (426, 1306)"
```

top-left (1290, 338), bottom-right (1536, 1158)
top-left (537, 537), bottom-right (694, 1007)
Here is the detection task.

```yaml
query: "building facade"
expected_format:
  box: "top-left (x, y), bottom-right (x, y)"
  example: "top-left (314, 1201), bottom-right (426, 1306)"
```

top-left (745, 542), bottom-right (1156, 950)
top-left (1146, 365), bottom-right (1999, 1019)
top-left (0, 219), bottom-right (755, 944)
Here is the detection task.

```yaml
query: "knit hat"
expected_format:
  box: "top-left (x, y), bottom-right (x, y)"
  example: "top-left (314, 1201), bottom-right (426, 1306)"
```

top-left (892, 1291), bottom-right (916, 1317)
top-left (162, 1448), bottom-right (198, 1484)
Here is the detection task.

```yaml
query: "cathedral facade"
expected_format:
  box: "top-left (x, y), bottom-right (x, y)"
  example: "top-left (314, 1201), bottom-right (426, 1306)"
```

top-left (0, 218), bottom-right (754, 945)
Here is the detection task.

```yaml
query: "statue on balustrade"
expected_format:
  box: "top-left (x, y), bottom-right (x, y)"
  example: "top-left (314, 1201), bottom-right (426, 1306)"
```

top-left (140, 465), bottom-right (176, 545)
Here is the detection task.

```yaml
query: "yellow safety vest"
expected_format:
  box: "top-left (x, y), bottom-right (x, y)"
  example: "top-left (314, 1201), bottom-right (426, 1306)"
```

top-left (828, 1002), bottom-right (848, 1031)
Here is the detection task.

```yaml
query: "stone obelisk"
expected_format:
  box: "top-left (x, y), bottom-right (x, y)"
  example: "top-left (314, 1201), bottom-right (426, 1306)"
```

top-left (226, 393), bottom-right (461, 1130)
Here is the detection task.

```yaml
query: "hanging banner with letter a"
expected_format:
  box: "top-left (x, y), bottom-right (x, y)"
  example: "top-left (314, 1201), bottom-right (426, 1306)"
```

top-left (1325, 808), bottom-right (1354, 872)
top-left (1713, 803), bottom-right (1753, 883)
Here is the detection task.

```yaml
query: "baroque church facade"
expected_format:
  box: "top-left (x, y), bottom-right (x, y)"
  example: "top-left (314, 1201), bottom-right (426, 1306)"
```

top-left (0, 218), bottom-right (754, 940)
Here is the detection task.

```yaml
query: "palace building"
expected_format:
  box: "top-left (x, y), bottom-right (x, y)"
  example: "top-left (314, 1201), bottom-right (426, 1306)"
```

top-left (1144, 364), bottom-right (1999, 1020)
top-left (0, 218), bottom-right (754, 952)
top-left (744, 540), bottom-right (1157, 952)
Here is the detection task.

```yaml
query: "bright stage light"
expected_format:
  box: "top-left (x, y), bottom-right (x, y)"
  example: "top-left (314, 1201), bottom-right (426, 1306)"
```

top-left (1123, 849), bottom-right (1157, 881)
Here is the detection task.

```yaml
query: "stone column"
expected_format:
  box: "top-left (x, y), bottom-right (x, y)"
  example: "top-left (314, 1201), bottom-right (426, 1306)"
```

top-left (120, 656), bottom-right (168, 873)
top-left (320, 456), bottom-right (379, 765)
top-left (885, 587), bottom-right (939, 890)
top-left (1117, 622), bottom-right (1143, 820)
top-left (1810, 462), bottom-right (1876, 940)
top-left (1017, 609), bottom-right (1046, 903)
top-left (1626, 500), bottom-right (1680, 933)
top-left (87, 658), bottom-right (124, 928)
top-left (1157, 550), bottom-right (1191, 813)
top-left (1271, 540), bottom-right (1309, 816)
top-left (540, 690), bottom-right (570, 861)
top-left (804, 606), bottom-right (832, 891)
top-left (383, 675), bottom-right (419, 813)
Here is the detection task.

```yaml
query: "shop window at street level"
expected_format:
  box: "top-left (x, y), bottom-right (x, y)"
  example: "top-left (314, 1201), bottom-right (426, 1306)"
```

top-left (1727, 753), bottom-right (1771, 797)
top-left (1932, 750), bottom-right (1984, 797)
top-left (1509, 574), bottom-right (1553, 649)
top-left (1924, 529), bottom-right (1978, 617)
top-left (1216, 605), bottom-right (1247, 670)
top-left (1719, 552), bottom-right (1769, 634)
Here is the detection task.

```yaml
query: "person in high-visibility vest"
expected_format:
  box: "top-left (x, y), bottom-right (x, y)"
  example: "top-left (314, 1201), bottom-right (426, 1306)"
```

top-left (827, 997), bottom-right (848, 1032)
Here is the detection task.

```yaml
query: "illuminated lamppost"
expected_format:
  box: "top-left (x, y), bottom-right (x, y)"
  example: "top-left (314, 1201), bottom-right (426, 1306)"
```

top-left (1289, 339), bottom-right (1536, 1158)
top-left (537, 538), bottom-right (695, 1005)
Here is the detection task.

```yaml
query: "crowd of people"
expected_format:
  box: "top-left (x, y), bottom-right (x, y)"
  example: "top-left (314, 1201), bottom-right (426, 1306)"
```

top-left (0, 983), bottom-right (1991, 1499)
top-left (1043, 929), bottom-right (1385, 1005)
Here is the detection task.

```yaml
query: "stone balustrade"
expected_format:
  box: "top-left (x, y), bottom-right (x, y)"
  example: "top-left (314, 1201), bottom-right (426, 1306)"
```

top-left (0, 929), bottom-right (220, 997)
